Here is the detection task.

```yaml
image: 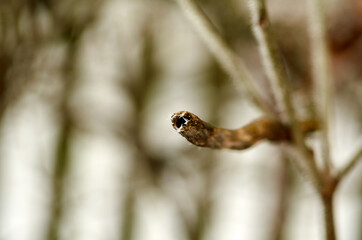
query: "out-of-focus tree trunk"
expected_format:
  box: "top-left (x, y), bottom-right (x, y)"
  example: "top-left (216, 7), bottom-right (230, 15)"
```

top-left (119, 24), bottom-right (166, 240)
top-left (45, 2), bottom-right (103, 239)
top-left (46, 39), bottom-right (77, 240)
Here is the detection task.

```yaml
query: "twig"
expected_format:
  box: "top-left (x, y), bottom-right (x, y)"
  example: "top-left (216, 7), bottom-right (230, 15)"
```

top-left (307, 0), bottom-right (333, 173)
top-left (337, 137), bottom-right (362, 181)
top-left (175, 0), bottom-right (273, 116)
top-left (322, 193), bottom-right (337, 240)
top-left (281, 145), bottom-right (318, 189)
top-left (171, 111), bottom-right (318, 150)
top-left (269, 155), bottom-right (289, 240)
top-left (248, 0), bottom-right (289, 121)
top-left (248, 0), bottom-right (321, 186)
top-left (307, 1), bottom-right (337, 239)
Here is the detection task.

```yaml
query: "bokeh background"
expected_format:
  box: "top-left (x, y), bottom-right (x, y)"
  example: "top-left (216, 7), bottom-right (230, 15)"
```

top-left (0, 0), bottom-right (361, 240)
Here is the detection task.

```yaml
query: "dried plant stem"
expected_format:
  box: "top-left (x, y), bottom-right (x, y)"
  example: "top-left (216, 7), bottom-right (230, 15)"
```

top-left (307, 0), bottom-right (333, 173)
top-left (337, 137), bottom-right (362, 181)
top-left (307, 1), bottom-right (337, 239)
top-left (248, 0), bottom-right (289, 121)
top-left (269, 155), bottom-right (289, 240)
top-left (322, 193), bottom-right (337, 240)
top-left (248, 0), bottom-right (321, 186)
top-left (175, 0), bottom-right (273, 116)
top-left (171, 111), bottom-right (318, 150)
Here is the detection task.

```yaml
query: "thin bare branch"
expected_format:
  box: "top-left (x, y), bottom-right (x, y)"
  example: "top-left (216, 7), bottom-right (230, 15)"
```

top-left (248, 0), bottom-right (321, 185)
top-left (269, 155), bottom-right (289, 240)
top-left (248, 0), bottom-right (289, 121)
top-left (171, 111), bottom-right (318, 150)
top-left (321, 193), bottom-right (337, 240)
top-left (307, 1), bottom-right (338, 239)
top-left (307, 0), bottom-right (334, 173)
top-left (282, 145), bottom-right (319, 190)
top-left (337, 137), bottom-right (362, 181)
top-left (175, 0), bottom-right (273, 116)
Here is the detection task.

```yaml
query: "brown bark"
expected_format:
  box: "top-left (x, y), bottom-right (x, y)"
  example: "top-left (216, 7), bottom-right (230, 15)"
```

top-left (171, 111), bottom-right (318, 150)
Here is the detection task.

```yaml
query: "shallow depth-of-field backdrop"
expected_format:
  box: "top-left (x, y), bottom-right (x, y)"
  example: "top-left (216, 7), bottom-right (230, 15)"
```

top-left (0, 0), bottom-right (361, 240)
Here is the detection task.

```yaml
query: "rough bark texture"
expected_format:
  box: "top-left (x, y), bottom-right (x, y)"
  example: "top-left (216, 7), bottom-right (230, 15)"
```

top-left (171, 111), bottom-right (318, 150)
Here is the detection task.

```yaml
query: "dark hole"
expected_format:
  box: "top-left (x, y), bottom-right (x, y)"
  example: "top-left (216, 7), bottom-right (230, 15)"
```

top-left (176, 117), bottom-right (188, 128)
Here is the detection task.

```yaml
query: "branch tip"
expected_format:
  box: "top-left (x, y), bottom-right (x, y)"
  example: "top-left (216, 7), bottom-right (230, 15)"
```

top-left (171, 111), bottom-right (319, 150)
